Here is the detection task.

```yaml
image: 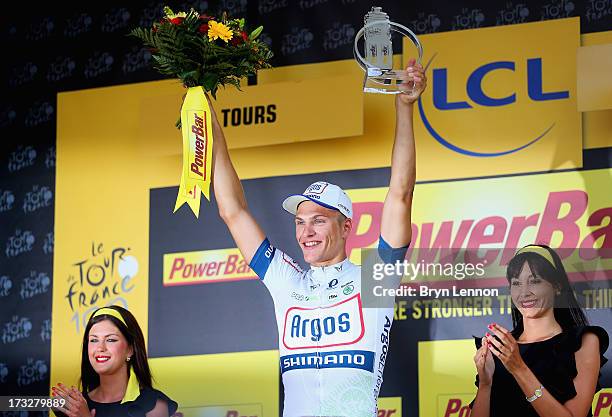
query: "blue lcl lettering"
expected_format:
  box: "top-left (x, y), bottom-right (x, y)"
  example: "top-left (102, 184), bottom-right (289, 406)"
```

top-left (433, 58), bottom-right (568, 110)
top-left (433, 68), bottom-right (472, 110)
top-left (527, 58), bottom-right (569, 101)
top-left (466, 61), bottom-right (516, 106)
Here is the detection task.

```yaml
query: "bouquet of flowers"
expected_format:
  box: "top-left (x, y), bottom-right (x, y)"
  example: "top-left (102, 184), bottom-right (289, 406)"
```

top-left (130, 6), bottom-right (273, 98)
top-left (129, 7), bottom-right (273, 218)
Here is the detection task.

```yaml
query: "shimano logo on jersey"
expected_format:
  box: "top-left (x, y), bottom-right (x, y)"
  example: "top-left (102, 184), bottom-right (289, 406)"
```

top-left (282, 294), bottom-right (364, 349)
top-left (280, 350), bottom-right (375, 373)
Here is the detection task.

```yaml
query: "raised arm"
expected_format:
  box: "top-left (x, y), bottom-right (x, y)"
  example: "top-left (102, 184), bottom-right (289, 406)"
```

top-left (380, 59), bottom-right (426, 247)
top-left (209, 97), bottom-right (265, 263)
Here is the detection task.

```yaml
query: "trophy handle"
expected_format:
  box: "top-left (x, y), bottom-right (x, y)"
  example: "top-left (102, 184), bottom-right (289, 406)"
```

top-left (353, 21), bottom-right (423, 71)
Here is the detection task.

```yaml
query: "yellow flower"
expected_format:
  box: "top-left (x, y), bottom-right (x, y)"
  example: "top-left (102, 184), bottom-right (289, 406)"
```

top-left (207, 21), bottom-right (233, 42)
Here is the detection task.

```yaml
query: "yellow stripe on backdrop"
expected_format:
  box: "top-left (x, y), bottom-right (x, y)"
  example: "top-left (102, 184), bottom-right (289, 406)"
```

top-left (581, 30), bottom-right (612, 150)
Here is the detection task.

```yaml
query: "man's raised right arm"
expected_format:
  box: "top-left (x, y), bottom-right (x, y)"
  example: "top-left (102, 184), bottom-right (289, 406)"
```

top-left (210, 99), bottom-right (265, 264)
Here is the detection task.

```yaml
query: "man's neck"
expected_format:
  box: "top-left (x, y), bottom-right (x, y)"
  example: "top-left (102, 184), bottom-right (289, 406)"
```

top-left (310, 253), bottom-right (348, 268)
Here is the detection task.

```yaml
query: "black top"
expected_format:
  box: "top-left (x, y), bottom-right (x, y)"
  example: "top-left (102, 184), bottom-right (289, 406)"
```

top-left (470, 325), bottom-right (609, 417)
top-left (84, 387), bottom-right (177, 417)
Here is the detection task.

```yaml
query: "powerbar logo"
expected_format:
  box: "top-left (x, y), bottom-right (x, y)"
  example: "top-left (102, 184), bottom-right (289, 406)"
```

top-left (282, 293), bottom-right (365, 349)
top-left (189, 113), bottom-right (208, 179)
top-left (280, 349), bottom-right (374, 373)
top-left (163, 248), bottom-right (257, 286)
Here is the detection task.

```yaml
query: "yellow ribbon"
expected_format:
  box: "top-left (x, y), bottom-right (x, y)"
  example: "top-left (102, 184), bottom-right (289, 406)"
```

top-left (89, 307), bottom-right (141, 403)
top-left (174, 87), bottom-right (214, 217)
top-left (515, 245), bottom-right (556, 268)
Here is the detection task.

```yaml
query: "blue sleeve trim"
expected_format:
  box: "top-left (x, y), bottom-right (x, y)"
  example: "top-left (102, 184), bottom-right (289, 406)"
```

top-left (249, 238), bottom-right (276, 279)
top-left (378, 236), bottom-right (409, 264)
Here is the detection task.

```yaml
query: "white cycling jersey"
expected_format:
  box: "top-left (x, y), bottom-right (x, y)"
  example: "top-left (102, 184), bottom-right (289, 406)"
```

top-left (250, 237), bottom-right (406, 417)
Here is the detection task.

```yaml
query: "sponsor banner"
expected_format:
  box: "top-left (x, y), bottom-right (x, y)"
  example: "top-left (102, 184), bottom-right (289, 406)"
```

top-left (163, 248), bottom-right (257, 286)
top-left (405, 18), bottom-right (582, 177)
top-left (140, 72), bottom-right (364, 152)
top-left (215, 74), bottom-right (364, 149)
top-left (345, 168), bottom-right (612, 270)
top-left (377, 397), bottom-right (402, 417)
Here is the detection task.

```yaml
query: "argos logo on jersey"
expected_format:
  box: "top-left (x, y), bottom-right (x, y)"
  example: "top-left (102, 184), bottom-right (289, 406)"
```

top-left (409, 18), bottom-right (580, 171)
top-left (282, 293), bottom-right (365, 349)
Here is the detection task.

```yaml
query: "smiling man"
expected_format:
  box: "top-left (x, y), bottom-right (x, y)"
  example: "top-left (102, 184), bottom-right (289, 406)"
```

top-left (210, 62), bottom-right (426, 417)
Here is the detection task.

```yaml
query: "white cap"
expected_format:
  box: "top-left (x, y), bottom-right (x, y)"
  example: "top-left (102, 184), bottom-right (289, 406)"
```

top-left (282, 181), bottom-right (353, 219)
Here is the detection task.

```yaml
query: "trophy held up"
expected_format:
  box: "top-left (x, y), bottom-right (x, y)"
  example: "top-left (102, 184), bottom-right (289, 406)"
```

top-left (354, 7), bottom-right (424, 97)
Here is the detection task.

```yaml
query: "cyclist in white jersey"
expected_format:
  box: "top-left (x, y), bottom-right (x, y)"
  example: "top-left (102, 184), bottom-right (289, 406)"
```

top-left (210, 60), bottom-right (426, 417)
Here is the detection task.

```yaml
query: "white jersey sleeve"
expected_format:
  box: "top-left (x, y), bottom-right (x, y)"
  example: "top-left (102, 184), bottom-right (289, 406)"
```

top-left (249, 238), bottom-right (304, 297)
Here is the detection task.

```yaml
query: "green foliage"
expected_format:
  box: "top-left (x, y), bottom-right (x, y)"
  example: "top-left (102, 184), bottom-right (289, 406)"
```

top-left (130, 7), bottom-right (273, 99)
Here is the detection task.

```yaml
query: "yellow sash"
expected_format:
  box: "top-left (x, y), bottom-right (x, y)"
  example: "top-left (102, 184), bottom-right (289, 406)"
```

top-left (174, 87), bottom-right (214, 217)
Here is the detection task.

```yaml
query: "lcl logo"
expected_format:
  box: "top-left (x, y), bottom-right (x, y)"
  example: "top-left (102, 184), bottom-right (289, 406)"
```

top-left (419, 57), bottom-right (569, 157)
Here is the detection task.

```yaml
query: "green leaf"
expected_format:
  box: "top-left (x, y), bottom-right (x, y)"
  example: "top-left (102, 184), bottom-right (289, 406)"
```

top-left (249, 26), bottom-right (263, 40)
top-left (180, 69), bottom-right (201, 79)
top-left (201, 72), bottom-right (219, 92)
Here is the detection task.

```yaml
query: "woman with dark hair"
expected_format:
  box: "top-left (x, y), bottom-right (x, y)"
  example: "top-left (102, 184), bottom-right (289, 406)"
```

top-left (52, 306), bottom-right (177, 417)
top-left (470, 244), bottom-right (608, 417)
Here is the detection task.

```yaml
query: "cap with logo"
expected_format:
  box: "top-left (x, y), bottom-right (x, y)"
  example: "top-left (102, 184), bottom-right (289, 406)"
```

top-left (282, 181), bottom-right (353, 219)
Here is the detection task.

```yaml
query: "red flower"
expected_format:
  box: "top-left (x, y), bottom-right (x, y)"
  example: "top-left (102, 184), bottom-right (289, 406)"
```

top-left (230, 31), bottom-right (248, 46)
top-left (198, 23), bottom-right (209, 33)
top-left (170, 17), bottom-right (184, 25)
top-left (198, 14), bottom-right (212, 21)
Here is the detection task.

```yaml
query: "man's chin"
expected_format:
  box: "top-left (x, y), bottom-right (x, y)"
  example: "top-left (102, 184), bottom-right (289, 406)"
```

top-left (302, 251), bottom-right (322, 265)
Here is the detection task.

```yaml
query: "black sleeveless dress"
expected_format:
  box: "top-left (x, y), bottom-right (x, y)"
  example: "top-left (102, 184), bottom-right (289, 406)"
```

top-left (470, 325), bottom-right (609, 417)
top-left (84, 387), bottom-right (177, 417)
